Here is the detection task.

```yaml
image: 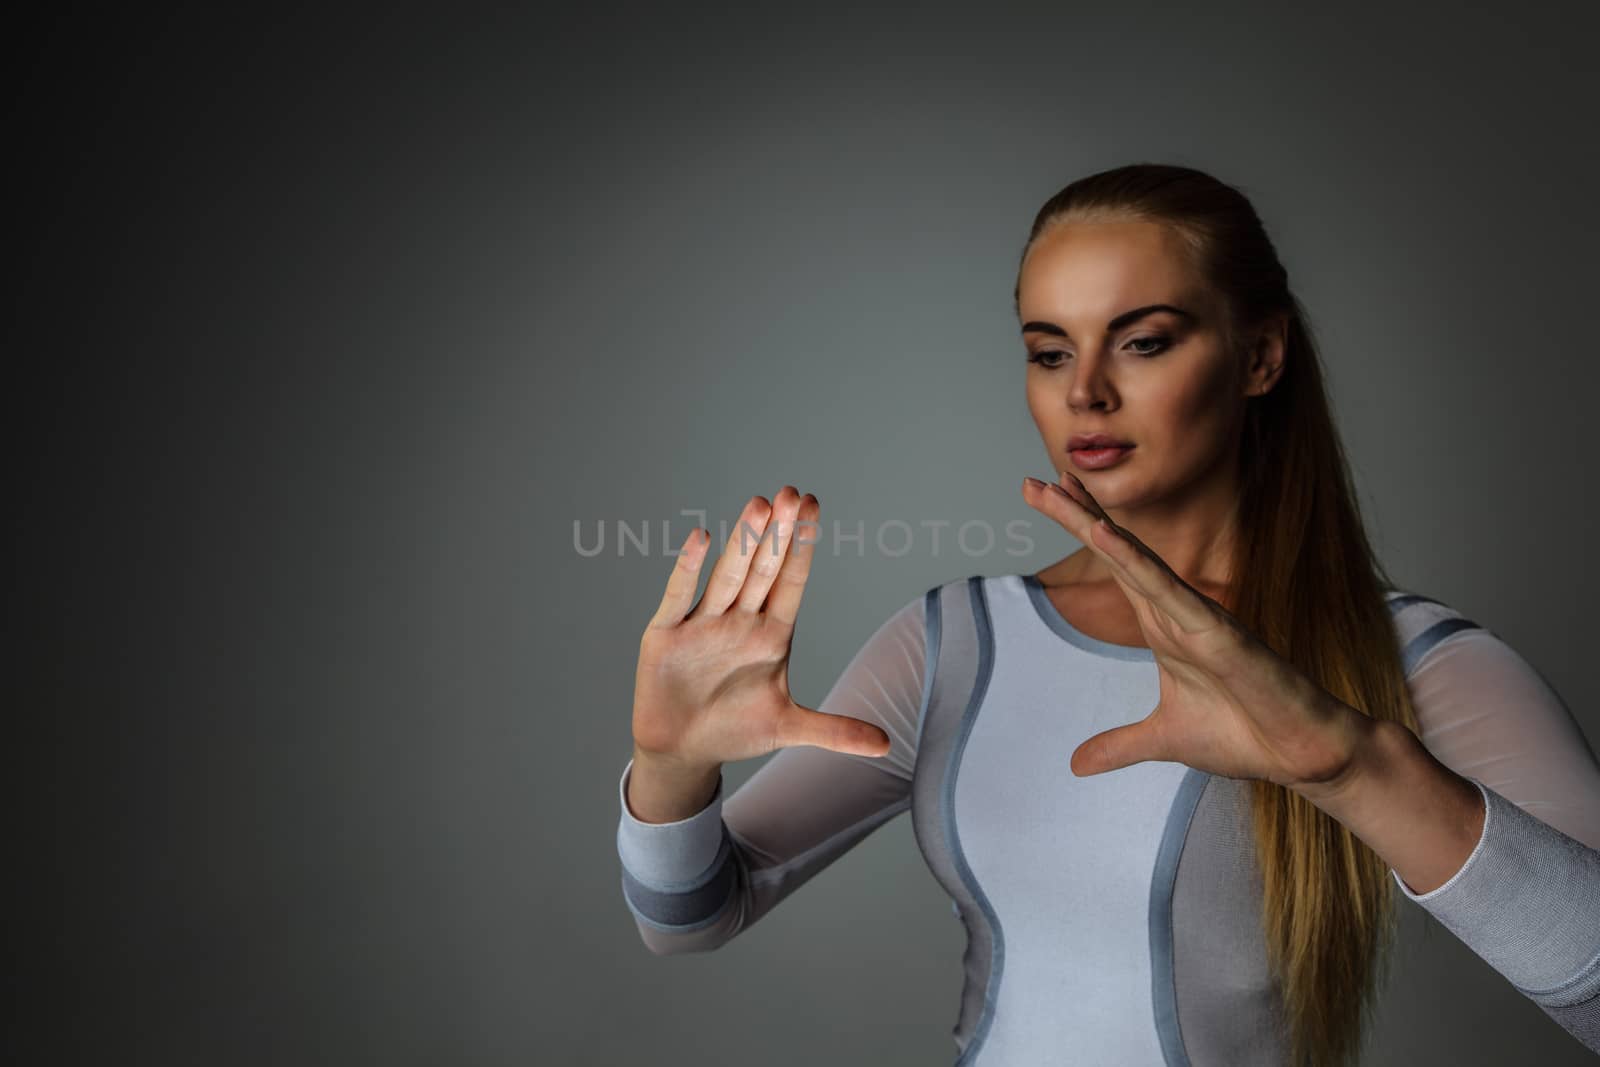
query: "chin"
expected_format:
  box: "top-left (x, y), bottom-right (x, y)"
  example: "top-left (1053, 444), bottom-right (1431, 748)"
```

top-left (1061, 464), bottom-right (1147, 508)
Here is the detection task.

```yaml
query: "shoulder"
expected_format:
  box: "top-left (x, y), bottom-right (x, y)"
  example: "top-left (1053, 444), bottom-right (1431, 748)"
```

top-left (903, 572), bottom-right (1021, 679)
top-left (911, 571), bottom-right (1043, 640)
top-left (1380, 587), bottom-right (1570, 739)
top-left (852, 575), bottom-right (997, 663)
top-left (1381, 586), bottom-right (1557, 710)
top-left (1380, 586), bottom-right (1491, 676)
top-left (1382, 588), bottom-right (1600, 849)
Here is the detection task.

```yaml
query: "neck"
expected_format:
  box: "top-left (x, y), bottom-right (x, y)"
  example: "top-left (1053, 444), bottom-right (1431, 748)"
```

top-left (1070, 438), bottom-right (1244, 594)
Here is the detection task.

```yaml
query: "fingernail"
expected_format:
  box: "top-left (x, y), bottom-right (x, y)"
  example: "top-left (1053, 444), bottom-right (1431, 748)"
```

top-left (1023, 476), bottom-right (1044, 489)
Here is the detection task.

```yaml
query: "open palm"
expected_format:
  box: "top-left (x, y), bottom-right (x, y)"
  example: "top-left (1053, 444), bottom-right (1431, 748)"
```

top-left (633, 488), bottom-right (892, 771)
top-left (1021, 472), bottom-right (1368, 790)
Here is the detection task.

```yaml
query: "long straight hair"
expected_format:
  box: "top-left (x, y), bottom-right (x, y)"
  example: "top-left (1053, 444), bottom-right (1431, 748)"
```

top-left (1014, 163), bottom-right (1417, 1067)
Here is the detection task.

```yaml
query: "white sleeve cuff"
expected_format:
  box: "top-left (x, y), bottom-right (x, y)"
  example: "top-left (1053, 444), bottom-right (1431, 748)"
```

top-left (1391, 776), bottom-right (1600, 997)
top-left (615, 757), bottom-right (727, 888)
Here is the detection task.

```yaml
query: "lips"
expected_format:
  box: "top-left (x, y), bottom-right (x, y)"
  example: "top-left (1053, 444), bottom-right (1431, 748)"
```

top-left (1068, 442), bottom-right (1134, 471)
top-left (1067, 433), bottom-right (1132, 451)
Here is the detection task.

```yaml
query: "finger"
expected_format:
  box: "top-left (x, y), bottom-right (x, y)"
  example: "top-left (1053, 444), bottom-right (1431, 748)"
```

top-left (647, 526), bottom-right (711, 629)
top-left (1029, 478), bottom-right (1145, 602)
top-left (1021, 475), bottom-right (1095, 544)
top-left (1025, 474), bottom-right (1218, 634)
top-left (691, 495), bottom-right (773, 617)
top-left (1051, 472), bottom-right (1216, 628)
top-left (764, 492), bottom-right (821, 629)
top-left (1057, 469), bottom-right (1112, 524)
top-left (1088, 519), bottom-right (1217, 633)
top-left (735, 486), bottom-right (801, 613)
top-left (774, 702), bottom-right (893, 758)
top-left (1070, 715), bottom-right (1163, 776)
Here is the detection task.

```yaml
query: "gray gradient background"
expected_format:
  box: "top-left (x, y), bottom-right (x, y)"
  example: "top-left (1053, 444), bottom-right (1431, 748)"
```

top-left (12, 5), bottom-right (1599, 1065)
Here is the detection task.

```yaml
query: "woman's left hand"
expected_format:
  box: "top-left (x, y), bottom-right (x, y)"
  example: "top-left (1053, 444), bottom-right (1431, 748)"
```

top-left (1021, 471), bottom-right (1373, 791)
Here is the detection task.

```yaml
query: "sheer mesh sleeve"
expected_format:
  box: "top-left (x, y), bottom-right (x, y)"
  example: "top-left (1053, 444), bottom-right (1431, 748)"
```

top-left (1396, 615), bottom-right (1600, 1052)
top-left (615, 592), bottom-right (929, 955)
top-left (1405, 629), bottom-right (1600, 850)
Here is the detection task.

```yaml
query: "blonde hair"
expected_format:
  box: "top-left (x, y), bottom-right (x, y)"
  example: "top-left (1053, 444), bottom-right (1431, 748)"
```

top-left (1015, 163), bottom-right (1417, 1067)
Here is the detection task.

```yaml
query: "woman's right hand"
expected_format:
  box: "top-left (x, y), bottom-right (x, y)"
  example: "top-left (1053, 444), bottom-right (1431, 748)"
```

top-left (632, 486), bottom-right (894, 774)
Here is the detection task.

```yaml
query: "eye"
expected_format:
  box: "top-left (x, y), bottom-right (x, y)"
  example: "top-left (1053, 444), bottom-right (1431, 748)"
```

top-left (1027, 350), bottom-right (1067, 368)
top-left (1127, 334), bottom-right (1171, 357)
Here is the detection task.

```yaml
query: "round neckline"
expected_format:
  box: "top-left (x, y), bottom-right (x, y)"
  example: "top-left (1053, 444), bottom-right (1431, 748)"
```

top-left (1020, 572), bottom-right (1155, 663)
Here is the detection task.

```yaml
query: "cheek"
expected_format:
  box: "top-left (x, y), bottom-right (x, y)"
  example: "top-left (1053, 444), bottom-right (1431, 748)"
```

top-left (1025, 379), bottom-right (1060, 429)
top-left (1139, 368), bottom-right (1237, 453)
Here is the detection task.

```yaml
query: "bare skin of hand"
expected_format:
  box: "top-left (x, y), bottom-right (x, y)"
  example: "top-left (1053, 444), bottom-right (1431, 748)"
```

top-left (1021, 471), bottom-right (1371, 789)
top-left (633, 486), bottom-right (892, 777)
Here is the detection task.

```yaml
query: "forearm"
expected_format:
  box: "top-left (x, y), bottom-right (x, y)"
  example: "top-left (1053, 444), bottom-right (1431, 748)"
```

top-left (1294, 716), bottom-right (1485, 895)
top-left (1294, 712), bottom-right (1600, 1052)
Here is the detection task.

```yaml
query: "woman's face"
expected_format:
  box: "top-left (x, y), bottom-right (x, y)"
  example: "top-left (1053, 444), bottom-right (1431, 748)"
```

top-left (1018, 218), bottom-right (1272, 515)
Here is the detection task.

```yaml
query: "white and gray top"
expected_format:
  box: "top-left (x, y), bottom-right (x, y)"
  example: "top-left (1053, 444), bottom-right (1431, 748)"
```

top-left (615, 574), bottom-right (1600, 1063)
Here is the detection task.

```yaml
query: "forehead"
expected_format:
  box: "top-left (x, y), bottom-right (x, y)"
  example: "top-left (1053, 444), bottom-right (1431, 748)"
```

top-left (1018, 219), bottom-right (1207, 320)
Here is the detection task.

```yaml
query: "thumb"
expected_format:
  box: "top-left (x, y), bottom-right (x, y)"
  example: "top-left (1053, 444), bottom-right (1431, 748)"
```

top-left (776, 702), bottom-right (893, 758)
top-left (1070, 716), bottom-right (1161, 776)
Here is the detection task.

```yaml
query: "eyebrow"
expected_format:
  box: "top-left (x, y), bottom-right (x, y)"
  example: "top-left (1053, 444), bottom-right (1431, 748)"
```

top-left (1020, 303), bottom-right (1196, 337)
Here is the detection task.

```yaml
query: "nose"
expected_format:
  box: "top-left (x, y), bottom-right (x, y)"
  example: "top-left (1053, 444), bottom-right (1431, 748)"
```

top-left (1067, 348), bottom-right (1117, 413)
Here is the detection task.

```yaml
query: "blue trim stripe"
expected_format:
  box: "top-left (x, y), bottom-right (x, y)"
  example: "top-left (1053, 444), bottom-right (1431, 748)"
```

top-left (1384, 592), bottom-right (1443, 613)
top-left (1401, 617), bottom-right (1482, 674)
top-left (919, 587), bottom-right (957, 928)
top-left (950, 577), bottom-right (1003, 1067)
top-left (916, 586), bottom-right (943, 752)
top-left (619, 827), bottom-right (738, 930)
top-left (620, 871), bottom-right (737, 933)
top-left (1021, 573), bottom-right (1155, 662)
top-left (1149, 768), bottom-right (1210, 1067)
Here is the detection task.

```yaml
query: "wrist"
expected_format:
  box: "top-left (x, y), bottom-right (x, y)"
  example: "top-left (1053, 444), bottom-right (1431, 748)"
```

top-left (1286, 716), bottom-right (1488, 895)
top-left (632, 742), bottom-right (721, 780)
top-left (1288, 710), bottom-right (1394, 806)
top-left (628, 745), bottom-right (722, 825)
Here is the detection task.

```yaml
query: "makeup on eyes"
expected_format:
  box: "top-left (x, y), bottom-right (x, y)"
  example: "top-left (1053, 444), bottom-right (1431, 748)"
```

top-left (1026, 333), bottom-right (1174, 366)
top-left (1021, 302), bottom-right (1195, 365)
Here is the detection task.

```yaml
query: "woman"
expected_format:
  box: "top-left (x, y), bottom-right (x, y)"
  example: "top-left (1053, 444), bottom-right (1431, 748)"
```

top-left (615, 164), bottom-right (1600, 1065)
